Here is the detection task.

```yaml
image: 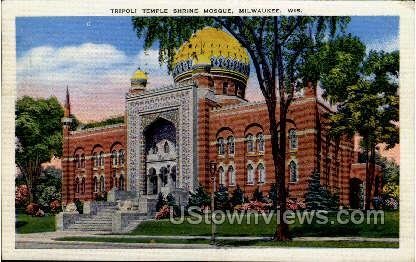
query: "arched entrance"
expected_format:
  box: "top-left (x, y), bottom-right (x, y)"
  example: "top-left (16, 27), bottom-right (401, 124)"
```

top-left (143, 118), bottom-right (178, 196)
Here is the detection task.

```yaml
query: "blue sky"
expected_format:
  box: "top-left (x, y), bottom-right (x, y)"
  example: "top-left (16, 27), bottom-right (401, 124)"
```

top-left (16, 16), bottom-right (399, 121)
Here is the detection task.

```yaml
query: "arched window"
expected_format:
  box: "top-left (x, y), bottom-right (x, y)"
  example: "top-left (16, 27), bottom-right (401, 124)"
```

top-left (93, 153), bottom-right (98, 167)
top-left (151, 144), bottom-right (158, 154)
top-left (258, 163), bottom-right (265, 183)
top-left (257, 133), bottom-right (265, 152)
top-left (99, 151), bottom-right (104, 167)
top-left (246, 134), bottom-right (254, 153)
top-left (80, 154), bottom-right (85, 168)
top-left (227, 136), bottom-right (235, 155)
top-left (247, 164), bottom-right (254, 184)
top-left (223, 82), bottom-right (228, 94)
top-left (93, 176), bottom-right (98, 192)
top-left (218, 166), bottom-right (225, 186)
top-left (111, 150), bottom-right (118, 166)
top-left (112, 171), bottom-right (117, 188)
top-left (119, 175), bottom-right (125, 191)
top-left (75, 177), bottom-right (80, 193)
top-left (228, 166), bottom-right (236, 186)
top-left (100, 176), bottom-right (105, 192)
top-left (289, 129), bottom-right (298, 150)
top-left (118, 150), bottom-right (125, 165)
top-left (164, 141), bottom-right (170, 153)
top-left (290, 161), bottom-right (298, 182)
top-left (217, 137), bottom-right (225, 155)
top-left (81, 177), bottom-right (86, 194)
top-left (75, 154), bottom-right (80, 168)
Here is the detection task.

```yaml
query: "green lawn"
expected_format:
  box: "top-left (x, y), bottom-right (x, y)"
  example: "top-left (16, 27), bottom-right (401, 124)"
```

top-left (130, 211), bottom-right (399, 238)
top-left (15, 212), bottom-right (56, 234)
top-left (55, 237), bottom-right (398, 248)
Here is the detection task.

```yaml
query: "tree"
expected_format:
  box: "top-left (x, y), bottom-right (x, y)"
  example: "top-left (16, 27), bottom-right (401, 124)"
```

top-left (328, 51), bottom-right (399, 209)
top-left (132, 16), bottom-right (349, 240)
top-left (188, 185), bottom-right (211, 209)
top-left (15, 96), bottom-right (64, 202)
top-left (215, 184), bottom-right (230, 211)
top-left (230, 185), bottom-right (244, 207)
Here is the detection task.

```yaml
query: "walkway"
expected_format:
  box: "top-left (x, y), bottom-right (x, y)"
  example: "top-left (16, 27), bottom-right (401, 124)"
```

top-left (15, 231), bottom-right (399, 249)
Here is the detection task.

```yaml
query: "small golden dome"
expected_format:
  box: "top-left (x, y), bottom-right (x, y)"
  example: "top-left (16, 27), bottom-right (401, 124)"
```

top-left (131, 69), bottom-right (148, 81)
top-left (172, 27), bottom-right (250, 83)
top-left (131, 68), bottom-right (148, 89)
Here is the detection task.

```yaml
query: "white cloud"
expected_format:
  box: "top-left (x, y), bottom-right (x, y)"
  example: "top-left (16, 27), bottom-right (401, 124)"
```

top-left (17, 43), bottom-right (173, 121)
top-left (366, 37), bottom-right (399, 53)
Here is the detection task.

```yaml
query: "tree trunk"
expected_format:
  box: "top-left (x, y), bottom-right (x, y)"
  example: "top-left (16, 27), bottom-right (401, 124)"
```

top-left (365, 143), bottom-right (376, 210)
top-left (272, 104), bottom-right (290, 241)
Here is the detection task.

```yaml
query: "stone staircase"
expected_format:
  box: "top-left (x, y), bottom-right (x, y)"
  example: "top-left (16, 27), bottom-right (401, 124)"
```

top-left (65, 203), bottom-right (118, 232)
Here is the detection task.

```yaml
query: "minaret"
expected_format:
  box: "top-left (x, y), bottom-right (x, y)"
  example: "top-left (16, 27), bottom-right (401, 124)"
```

top-left (61, 86), bottom-right (73, 205)
top-left (129, 68), bottom-right (148, 95)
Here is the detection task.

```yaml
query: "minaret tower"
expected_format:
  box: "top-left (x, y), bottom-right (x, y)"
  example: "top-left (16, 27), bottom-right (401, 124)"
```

top-left (61, 86), bottom-right (73, 205)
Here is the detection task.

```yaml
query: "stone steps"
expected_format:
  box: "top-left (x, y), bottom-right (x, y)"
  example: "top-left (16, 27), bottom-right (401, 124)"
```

top-left (65, 206), bottom-right (117, 232)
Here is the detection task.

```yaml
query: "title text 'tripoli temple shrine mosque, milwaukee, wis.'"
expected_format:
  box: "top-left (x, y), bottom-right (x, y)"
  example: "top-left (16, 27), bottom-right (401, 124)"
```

top-left (60, 27), bottom-right (381, 216)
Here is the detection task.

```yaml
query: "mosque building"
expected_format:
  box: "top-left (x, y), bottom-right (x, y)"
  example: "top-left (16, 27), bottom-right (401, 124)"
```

top-left (61, 27), bottom-right (381, 211)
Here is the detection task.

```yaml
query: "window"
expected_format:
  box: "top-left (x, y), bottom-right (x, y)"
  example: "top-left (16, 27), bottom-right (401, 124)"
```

top-left (164, 141), bottom-right (170, 153)
top-left (258, 163), bottom-right (265, 183)
top-left (93, 177), bottom-right (98, 192)
top-left (218, 166), bottom-right (225, 186)
top-left (99, 151), bottom-right (104, 167)
top-left (80, 154), bottom-right (85, 168)
top-left (99, 176), bottom-right (105, 192)
top-left (75, 154), bottom-right (80, 168)
top-left (257, 133), bottom-right (265, 152)
top-left (111, 150), bottom-right (118, 166)
top-left (228, 166), bottom-right (236, 186)
top-left (227, 136), bottom-right (235, 155)
top-left (247, 164), bottom-right (254, 184)
top-left (289, 161), bottom-right (298, 182)
top-left (217, 137), bottom-right (225, 155)
top-left (151, 144), bottom-right (158, 154)
top-left (223, 82), bottom-right (228, 94)
top-left (246, 134), bottom-right (254, 153)
top-left (289, 129), bottom-right (298, 150)
top-left (119, 150), bottom-right (125, 165)
top-left (81, 177), bottom-right (86, 194)
top-left (119, 175), bottom-right (125, 191)
top-left (93, 153), bottom-right (98, 167)
top-left (75, 177), bottom-right (80, 193)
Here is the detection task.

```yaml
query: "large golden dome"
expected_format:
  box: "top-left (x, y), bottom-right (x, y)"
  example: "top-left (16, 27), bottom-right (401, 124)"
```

top-left (172, 27), bottom-right (250, 83)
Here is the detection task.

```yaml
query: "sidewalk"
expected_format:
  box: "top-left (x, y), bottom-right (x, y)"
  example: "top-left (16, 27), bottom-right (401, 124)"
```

top-left (16, 231), bottom-right (399, 244)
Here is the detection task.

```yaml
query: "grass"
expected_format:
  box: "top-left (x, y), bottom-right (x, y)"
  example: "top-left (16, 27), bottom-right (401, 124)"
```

top-left (15, 211), bottom-right (56, 234)
top-left (130, 211), bottom-right (399, 238)
top-left (55, 237), bottom-right (398, 248)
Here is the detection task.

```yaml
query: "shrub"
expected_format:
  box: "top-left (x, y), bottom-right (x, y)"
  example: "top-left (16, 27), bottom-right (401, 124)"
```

top-left (25, 203), bottom-right (40, 216)
top-left (234, 201), bottom-right (272, 213)
top-left (383, 197), bottom-right (399, 210)
top-left (95, 192), bottom-right (107, 201)
top-left (252, 187), bottom-right (265, 202)
top-left (215, 185), bottom-right (230, 211)
top-left (155, 205), bottom-right (171, 220)
top-left (166, 193), bottom-right (180, 216)
top-left (230, 185), bottom-right (244, 208)
top-left (305, 171), bottom-right (339, 210)
top-left (49, 200), bottom-right (62, 214)
top-left (74, 199), bottom-right (83, 214)
top-left (286, 199), bottom-right (306, 211)
top-left (155, 193), bottom-right (166, 212)
top-left (37, 185), bottom-right (61, 211)
top-left (188, 185), bottom-right (210, 209)
top-left (15, 185), bottom-right (30, 207)
top-left (35, 209), bottom-right (45, 217)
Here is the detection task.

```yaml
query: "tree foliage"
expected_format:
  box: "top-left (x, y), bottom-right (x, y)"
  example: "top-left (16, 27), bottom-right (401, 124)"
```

top-left (16, 96), bottom-right (64, 202)
top-left (327, 50), bottom-right (399, 209)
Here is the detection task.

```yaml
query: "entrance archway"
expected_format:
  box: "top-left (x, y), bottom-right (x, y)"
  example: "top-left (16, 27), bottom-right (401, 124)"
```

top-left (350, 178), bottom-right (362, 209)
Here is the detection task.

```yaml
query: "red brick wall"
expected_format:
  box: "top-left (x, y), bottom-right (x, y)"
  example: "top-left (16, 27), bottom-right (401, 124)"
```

top-left (62, 125), bottom-right (127, 204)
